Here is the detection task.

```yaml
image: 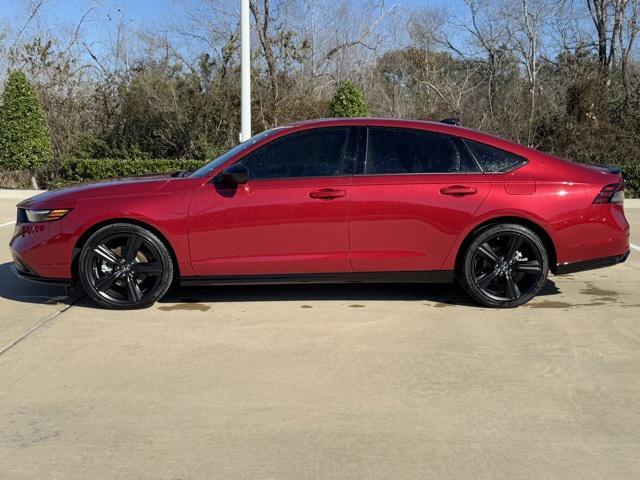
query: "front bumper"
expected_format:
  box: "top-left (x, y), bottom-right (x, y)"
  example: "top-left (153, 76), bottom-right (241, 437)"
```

top-left (11, 256), bottom-right (72, 287)
top-left (556, 249), bottom-right (630, 275)
top-left (9, 220), bottom-right (73, 279)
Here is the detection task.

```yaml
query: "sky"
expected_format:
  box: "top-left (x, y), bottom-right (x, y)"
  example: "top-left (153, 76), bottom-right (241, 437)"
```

top-left (0, 0), bottom-right (469, 64)
top-left (0, 0), bottom-right (465, 30)
top-left (0, 0), bottom-right (172, 22)
top-left (0, 0), bottom-right (183, 34)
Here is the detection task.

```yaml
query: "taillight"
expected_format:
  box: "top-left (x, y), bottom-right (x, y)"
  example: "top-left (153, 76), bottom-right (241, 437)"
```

top-left (594, 182), bottom-right (624, 204)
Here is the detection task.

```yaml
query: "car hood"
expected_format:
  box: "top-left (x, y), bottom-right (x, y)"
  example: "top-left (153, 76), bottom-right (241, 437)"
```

top-left (18, 174), bottom-right (174, 208)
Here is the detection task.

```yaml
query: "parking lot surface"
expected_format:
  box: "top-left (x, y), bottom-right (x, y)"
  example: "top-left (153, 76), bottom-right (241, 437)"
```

top-left (1, 196), bottom-right (639, 479)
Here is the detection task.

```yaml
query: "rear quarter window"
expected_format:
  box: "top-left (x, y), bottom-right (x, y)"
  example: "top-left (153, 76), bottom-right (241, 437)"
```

top-left (464, 140), bottom-right (527, 173)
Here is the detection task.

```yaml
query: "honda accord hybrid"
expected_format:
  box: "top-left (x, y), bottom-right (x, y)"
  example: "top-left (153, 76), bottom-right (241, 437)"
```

top-left (10, 118), bottom-right (630, 309)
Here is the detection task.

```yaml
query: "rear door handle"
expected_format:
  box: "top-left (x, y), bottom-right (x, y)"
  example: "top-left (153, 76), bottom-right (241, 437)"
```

top-left (440, 185), bottom-right (478, 196)
top-left (309, 188), bottom-right (347, 200)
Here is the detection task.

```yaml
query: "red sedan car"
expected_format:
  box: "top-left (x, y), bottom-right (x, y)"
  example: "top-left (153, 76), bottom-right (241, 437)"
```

top-left (10, 118), bottom-right (629, 309)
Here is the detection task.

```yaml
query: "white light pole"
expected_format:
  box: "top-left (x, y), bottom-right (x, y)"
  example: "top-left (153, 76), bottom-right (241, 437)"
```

top-left (240, 0), bottom-right (251, 142)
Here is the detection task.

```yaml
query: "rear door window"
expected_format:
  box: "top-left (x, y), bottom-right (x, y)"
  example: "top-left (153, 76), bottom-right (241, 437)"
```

top-left (364, 127), bottom-right (479, 175)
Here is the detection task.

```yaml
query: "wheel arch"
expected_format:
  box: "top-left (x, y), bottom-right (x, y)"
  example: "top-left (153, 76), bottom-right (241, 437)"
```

top-left (453, 216), bottom-right (558, 275)
top-left (71, 218), bottom-right (180, 283)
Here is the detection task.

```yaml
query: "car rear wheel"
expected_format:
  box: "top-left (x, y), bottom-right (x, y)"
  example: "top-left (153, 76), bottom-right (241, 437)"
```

top-left (78, 223), bottom-right (174, 309)
top-left (460, 223), bottom-right (549, 308)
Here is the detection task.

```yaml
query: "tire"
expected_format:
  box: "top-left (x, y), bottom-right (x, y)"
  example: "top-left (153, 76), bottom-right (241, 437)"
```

top-left (78, 223), bottom-right (174, 309)
top-left (459, 223), bottom-right (549, 308)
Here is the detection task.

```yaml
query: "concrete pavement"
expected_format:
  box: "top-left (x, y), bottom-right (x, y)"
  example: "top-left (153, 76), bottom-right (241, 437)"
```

top-left (1, 196), bottom-right (639, 479)
top-left (0, 199), bottom-right (79, 349)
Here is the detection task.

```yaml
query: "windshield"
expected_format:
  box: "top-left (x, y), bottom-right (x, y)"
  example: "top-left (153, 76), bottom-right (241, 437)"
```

top-left (190, 129), bottom-right (282, 177)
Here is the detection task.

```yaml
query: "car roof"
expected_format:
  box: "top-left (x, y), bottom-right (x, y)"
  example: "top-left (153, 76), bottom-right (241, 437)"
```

top-left (288, 117), bottom-right (453, 130)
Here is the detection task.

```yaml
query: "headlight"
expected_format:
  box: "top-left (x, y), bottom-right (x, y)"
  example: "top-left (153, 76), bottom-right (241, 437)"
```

top-left (22, 209), bottom-right (71, 222)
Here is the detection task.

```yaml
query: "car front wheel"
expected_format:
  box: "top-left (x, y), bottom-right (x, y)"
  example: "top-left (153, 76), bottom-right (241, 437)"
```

top-left (460, 223), bottom-right (549, 308)
top-left (78, 223), bottom-right (174, 309)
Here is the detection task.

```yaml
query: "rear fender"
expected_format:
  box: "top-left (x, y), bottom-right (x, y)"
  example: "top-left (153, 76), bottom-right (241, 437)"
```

top-left (440, 209), bottom-right (558, 272)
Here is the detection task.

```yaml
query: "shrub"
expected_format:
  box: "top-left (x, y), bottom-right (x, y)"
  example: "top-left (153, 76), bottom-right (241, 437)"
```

top-left (622, 163), bottom-right (640, 198)
top-left (329, 80), bottom-right (368, 118)
top-left (0, 71), bottom-right (52, 175)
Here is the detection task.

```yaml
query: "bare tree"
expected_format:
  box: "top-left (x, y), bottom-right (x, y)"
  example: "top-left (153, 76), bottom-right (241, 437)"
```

top-left (503, 0), bottom-right (559, 145)
top-left (445, 0), bottom-right (513, 127)
top-left (586, 0), bottom-right (640, 85)
top-left (618, 0), bottom-right (640, 99)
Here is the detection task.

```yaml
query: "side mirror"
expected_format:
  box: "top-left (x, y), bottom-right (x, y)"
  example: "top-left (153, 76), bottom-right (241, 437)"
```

top-left (217, 163), bottom-right (249, 185)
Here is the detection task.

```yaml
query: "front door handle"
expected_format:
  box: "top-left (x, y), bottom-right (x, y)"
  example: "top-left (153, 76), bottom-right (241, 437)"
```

top-left (440, 185), bottom-right (478, 196)
top-left (309, 188), bottom-right (347, 200)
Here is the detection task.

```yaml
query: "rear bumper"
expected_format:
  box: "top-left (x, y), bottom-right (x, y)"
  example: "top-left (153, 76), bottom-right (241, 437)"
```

top-left (556, 249), bottom-right (630, 275)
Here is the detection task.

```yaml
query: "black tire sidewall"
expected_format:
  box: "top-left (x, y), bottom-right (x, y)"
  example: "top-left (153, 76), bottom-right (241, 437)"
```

top-left (461, 223), bottom-right (549, 308)
top-left (78, 223), bottom-right (174, 309)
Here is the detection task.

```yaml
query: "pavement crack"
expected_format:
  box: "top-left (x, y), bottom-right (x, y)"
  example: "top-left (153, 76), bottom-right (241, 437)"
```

top-left (0, 294), bottom-right (83, 357)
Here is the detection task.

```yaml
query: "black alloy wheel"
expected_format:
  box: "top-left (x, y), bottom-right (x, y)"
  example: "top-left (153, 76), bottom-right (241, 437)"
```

top-left (79, 223), bottom-right (174, 309)
top-left (461, 224), bottom-right (549, 308)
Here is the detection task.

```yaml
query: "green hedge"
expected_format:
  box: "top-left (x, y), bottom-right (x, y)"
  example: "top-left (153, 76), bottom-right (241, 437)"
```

top-left (622, 163), bottom-right (640, 198)
top-left (54, 158), bottom-right (205, 186)
top-left (48, 157), bottom-right (640, 197)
